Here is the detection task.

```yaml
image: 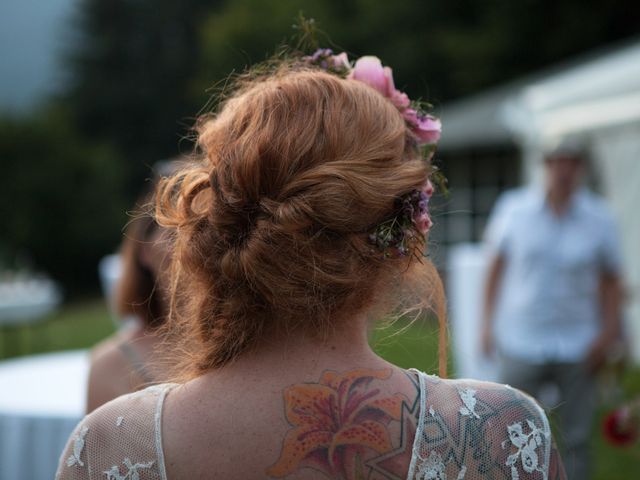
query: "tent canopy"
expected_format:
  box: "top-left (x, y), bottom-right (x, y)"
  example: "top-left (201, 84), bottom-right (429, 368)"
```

top-left (438, 38), bottom-right (640, 150)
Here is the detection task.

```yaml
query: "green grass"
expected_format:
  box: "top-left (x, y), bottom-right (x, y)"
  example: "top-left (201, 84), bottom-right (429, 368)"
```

top-left (592, 409), bottom-right (640, 479)
top-left (1, 301), bottom-right (638, 477)
top-left (0, 299), bottom-right (115, 359)
top-left (591, 366), bottom-right (640, 479)
top-left (370, 318), bottom-right (455, 375)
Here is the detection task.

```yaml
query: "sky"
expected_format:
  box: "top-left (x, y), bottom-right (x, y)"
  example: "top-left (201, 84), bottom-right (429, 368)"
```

top-left (0, 0), bottom-right (78, 114)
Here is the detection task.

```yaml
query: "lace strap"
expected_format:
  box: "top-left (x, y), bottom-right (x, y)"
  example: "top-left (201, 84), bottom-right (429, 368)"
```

top-left (118, 341), bottom-right (154, 384)
top-left (155, 384), bottom-right (174, 480)
top-left (406, 369), bottom-right (427, 479)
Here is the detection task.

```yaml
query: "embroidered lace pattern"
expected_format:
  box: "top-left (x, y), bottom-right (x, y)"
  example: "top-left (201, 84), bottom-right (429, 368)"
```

top-left (407, 372), bottom-right (552, 480)
top-left (56, 375), bottom-right (553, 479)
top-left (65, 426), bottom-right (89, 468)
top-left (56, 384), bottom-right (175, 480)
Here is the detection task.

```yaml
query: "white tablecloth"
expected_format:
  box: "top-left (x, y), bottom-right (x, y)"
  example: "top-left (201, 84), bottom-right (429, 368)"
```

top-left (0, 350), bottom-right (88, 480)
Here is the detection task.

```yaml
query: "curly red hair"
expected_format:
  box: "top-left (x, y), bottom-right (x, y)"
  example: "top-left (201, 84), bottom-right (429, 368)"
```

top-left (156, 67), bottom-right (446, 378)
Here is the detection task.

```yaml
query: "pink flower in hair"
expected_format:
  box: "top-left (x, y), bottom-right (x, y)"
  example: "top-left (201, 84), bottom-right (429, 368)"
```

top-left (390, 90), bottom-right (411, 109)
top-left (331, 52), bottom-right (350, 70)
top-left (412, 181), bottom-right (434, 235)
top-left (348, 56), bottom-right (387, 93)
top-left (349, 56), bottom-right (411, 109)
top-left (403, 109), bottom-right (442, 145)
top-left (369, 183), bottom-right (434, 257)
top-left (305, 51), bottom-right (443, 146)
top-left (349, 56), bottom-right (440, 145)
top-left (304, 48), bottom-right (444, 257)
top-left (423, 180), bottom-right (434, 197)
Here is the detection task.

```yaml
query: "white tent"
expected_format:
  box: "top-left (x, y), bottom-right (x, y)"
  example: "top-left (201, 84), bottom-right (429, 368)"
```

top-left (442, 39), bottom-right (640, 369)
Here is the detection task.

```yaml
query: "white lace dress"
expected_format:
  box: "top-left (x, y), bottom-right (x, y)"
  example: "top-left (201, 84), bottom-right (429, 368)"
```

top-left (56, 372), bottom-right (558, 479)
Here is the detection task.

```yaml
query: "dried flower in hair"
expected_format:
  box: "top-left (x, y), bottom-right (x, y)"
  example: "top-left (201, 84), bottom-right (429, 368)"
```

top-left (302, 48), bottom-right (351, 77)
top-left (369, 183), bottom-right (434, 258)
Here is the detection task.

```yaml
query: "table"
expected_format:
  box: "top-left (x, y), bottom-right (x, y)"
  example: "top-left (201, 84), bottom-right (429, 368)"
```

top-left (0, 350), bottom-right (88, 480)
top-left (0, 278), bottom-right (62, 327)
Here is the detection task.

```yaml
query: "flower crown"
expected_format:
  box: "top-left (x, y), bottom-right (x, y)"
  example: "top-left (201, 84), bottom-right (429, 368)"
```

top-left (303, 49), bottom-right (441, 147)
top-left (303, 48), bottom-right (442, 258)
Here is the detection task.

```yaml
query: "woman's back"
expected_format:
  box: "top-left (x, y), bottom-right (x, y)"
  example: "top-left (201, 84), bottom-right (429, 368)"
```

top-left (160, 340), bottom-right (417, 479)
top-left (59, 340), bottom-right (562, 479)
top-left (163, 363), bottom-right (560, 479)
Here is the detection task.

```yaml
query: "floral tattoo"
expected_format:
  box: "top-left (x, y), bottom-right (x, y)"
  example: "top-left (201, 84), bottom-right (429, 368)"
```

top-left (267, 368), bottom-right (418, 479)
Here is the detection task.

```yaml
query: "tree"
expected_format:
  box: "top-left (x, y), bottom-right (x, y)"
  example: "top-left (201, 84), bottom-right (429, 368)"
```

top-left (194, 0), bottom-right (640, 106)
top-left (65, 0), bottom-right (220, 197)
top-left (0, 107), bottom-right (126, 293)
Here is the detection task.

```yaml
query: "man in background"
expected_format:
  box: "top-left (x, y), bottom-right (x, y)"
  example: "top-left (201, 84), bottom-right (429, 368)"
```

top-left (481, 142), bottom-right (624, 479)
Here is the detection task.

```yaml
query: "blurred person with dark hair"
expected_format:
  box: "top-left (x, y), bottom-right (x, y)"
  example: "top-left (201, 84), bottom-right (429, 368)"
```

top-left (87, 178), bottom-right (172, 413)
top-left (481, 141), bottom-right (624, 479)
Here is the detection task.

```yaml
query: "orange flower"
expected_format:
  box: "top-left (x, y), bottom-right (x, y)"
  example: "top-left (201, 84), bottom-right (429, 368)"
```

top-left (267, 368), bottom-right (408, 479)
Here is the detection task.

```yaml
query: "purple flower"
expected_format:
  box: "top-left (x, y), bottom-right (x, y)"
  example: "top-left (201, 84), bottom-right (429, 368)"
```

top-left (331, 52), bottom-right (350, 70)
top-left (304, 49), bottom-right (351, 75)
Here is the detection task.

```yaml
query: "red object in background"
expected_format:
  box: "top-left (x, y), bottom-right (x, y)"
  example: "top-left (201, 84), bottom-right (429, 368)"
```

top-left (602, 407), bottom-right (638, 446)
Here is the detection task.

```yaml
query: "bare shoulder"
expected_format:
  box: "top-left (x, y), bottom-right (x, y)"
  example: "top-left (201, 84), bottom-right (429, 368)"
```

top-left (86, 334), bottom-right (132, 413)
top-left (88, 331), bottom-right (132, 375)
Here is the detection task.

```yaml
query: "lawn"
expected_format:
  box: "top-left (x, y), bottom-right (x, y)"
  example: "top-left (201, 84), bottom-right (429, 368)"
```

top-left (0, 299), bottom-right (116, 358)
top-left (1, 300), bottom-right (638, 477)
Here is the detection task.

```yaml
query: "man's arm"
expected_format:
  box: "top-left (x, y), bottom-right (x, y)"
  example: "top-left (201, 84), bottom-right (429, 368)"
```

top-left (586, 271), bottom-right (624, 372)
top-left (481, 253), bottom-right (505, 356)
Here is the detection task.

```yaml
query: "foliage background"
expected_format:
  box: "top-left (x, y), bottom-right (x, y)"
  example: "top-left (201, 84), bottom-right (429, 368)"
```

top-left (1, 0), bottom-right (639, 294)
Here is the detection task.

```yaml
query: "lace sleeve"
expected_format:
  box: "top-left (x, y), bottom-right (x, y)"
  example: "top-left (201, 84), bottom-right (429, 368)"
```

top-left (496, 387), bottom-right (566, 480)
top-left (409, 374), bottom-right (566, 480)
top-left (55, 384), bottom-right (174, 480)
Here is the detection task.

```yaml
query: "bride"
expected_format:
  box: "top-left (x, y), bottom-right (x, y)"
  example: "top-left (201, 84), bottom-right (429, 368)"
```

top-left (57, 51), bottom-right (565, 480)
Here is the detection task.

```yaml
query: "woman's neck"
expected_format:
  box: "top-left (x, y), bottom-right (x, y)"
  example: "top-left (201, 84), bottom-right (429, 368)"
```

top-left (200, 314), bottom-right (385, 383)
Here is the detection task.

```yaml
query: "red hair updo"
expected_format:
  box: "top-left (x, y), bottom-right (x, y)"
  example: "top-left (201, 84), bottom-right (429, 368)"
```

top-left (156, 66), bottom-right (444, 378)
